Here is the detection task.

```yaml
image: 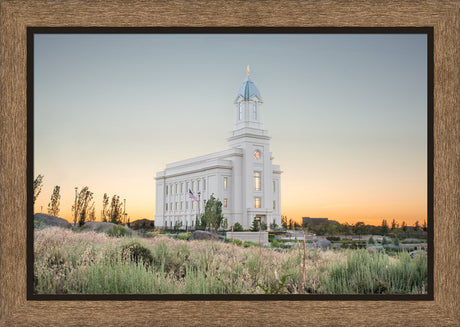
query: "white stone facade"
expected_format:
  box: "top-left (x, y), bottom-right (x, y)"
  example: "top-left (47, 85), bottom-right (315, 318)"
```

top-left (155, 75), bottom-right (282, 230)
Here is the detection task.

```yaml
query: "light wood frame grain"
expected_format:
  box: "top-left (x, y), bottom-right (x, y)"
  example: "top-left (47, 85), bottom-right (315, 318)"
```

top-left (1, 1), bottom-right (459, 326)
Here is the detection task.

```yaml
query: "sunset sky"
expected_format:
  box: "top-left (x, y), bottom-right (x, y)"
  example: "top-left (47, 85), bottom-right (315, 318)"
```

top-left (34, 33), bottom-right (428, 226)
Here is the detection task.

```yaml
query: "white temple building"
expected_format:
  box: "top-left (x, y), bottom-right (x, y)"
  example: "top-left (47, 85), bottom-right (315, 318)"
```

top-left (155, 68), bottom-right (282, 230)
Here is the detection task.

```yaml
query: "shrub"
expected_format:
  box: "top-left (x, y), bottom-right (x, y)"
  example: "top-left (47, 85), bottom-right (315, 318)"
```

top-left (271, 239), bottom-right (280, 248)
top-left (326, 236), bottom-right (341, 242)
top-left (107, 224), bottom-right (126, 237)
top-left (393, 237), bottom-right (400, 246)
top-left (177, 233), bottom-right (191, 241)
top-left (381, 237), bottom-right (391, 245)
top-left (368, 236), bottom-right (376, 245)
top-left (232, 239), bottom-right (242, 246)
top-left (120, 241), bottom-right (154, 266)
top-left (34, 220), bottom-right (47, 230)
top-left (243, 241), bottom-right (251, 248)
top-left (232, 222), bottom-right (243, 232)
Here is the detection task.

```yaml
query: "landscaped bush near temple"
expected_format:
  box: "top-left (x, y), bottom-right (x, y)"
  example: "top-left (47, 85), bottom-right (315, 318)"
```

top-left (34, 227), bottom-right (428, 294)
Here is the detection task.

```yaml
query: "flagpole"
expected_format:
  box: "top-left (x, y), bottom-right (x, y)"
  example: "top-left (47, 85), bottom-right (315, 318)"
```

top-left (198, 191), bottom-right (201, 230)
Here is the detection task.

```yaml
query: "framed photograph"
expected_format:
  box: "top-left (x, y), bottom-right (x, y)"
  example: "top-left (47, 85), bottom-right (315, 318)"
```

top-left (1, 1), bottom-right (459, 326)
top-left (28, 27), bottom-right (432, 301)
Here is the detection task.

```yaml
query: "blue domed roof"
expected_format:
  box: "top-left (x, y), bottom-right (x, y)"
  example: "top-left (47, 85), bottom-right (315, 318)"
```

top-left (237, 77), bottom-right (261, 100)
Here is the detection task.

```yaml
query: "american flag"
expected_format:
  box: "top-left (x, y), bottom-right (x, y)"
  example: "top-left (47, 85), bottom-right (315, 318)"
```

top-left (188, 189), bottom-right (198, 201)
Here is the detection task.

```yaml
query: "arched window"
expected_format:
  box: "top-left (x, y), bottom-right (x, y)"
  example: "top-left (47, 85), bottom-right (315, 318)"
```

top-left (253, 102), bottom-right (257, 120)
top-left (239, 103), bottom-right (243, 120)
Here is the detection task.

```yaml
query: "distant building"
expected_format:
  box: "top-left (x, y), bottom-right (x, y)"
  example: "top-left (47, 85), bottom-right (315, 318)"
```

top-left (302, 217), bottom-right (340, 226)
top-left (155, 69), bottom-right (282, 230)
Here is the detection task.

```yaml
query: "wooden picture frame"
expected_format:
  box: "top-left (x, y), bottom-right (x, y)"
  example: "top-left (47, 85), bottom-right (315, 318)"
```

top-left (1, 1), bottom-right (458, 325)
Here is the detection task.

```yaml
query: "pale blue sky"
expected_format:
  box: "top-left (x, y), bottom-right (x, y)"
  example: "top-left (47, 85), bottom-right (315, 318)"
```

top-left (34, 33), bottom-right (427, 224)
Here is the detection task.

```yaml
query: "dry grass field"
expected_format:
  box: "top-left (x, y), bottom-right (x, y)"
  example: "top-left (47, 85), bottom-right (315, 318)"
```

top-left (34, 227), bottom-right (427, 294)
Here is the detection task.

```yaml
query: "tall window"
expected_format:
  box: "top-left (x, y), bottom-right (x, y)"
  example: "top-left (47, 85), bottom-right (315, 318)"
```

top-left (224, 177), bottom-right (228, 190)
top-left (192, 181), bottom-right (195, 191)
top-left (203, 178), bottom-right (206, 190)
top-left (273, 180), bottom-right (276, 192)
top-left (197, 180), bottom-right (200, 191)
top-left (239, 103), bottom-right (243, 120)
top-left (273, 200), bottom-right (276, 209)
top-left (254, 197), bottom-right (261, 208)
top-left (186, 182), bottom-right (189, 192)
top-left (224, 198), bottom-right (228, 208)
top-left (165, 203), bottom-right (168, 211)
top-left (253, 102), bottom-right (257, 120)
top-left (181, 183), bottom-right (184, 193)
top-left (254, 172), bottom-right (261, 191)
top-left (166, 185), bottom-right (168, 195)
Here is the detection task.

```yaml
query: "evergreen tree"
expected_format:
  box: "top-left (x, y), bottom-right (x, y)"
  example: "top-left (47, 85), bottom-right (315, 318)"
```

top-left (47, 185), bottom-right (60, 216)
top-left (251, 218), bottom-right (260, 232)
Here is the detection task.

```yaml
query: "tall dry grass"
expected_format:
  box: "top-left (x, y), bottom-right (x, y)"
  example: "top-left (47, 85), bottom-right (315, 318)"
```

top-left (34, 227), bottom-right (427, 294)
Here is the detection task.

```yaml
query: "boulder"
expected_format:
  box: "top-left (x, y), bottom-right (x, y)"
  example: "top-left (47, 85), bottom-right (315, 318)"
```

top-left (283, 242), bottom-right (293, 249)
top-left (83, 221), bottom-right (117, 233)
top-left (34, 213), bottom-right (72, 229)
top-left (130, 219), bottom-right (155, 230)
top-left (315, 238), bottom-right (332, 250)
top-left (189, 230), bottom-right (224, 242)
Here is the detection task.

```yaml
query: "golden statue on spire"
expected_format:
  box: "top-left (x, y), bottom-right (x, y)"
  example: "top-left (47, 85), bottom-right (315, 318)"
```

top-left (247, 64), bottom-right (250, 77)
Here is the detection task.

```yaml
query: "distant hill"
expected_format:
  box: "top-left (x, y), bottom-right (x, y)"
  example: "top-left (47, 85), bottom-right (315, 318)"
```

top-left (34, 213), bottom-right (72, 229)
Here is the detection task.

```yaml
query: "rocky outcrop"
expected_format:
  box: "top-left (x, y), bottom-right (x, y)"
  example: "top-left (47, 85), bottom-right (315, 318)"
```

top-left (315, 238), bottom-right (332, 250)
top-left (130, 219), bottom-right (155, 230)
top-left (189, 230), bottom-right (224, 242)
top-left (34, 213), bottom-right (72, 229)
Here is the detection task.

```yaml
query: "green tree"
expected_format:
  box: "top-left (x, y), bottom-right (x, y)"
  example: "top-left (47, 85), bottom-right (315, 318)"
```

top-left (88, 206), bottom-right (96, 222)
top-left (368, 236), bottom-right (376, 244)
top-left (101, 193), bottom-right (109, 222)
top-left (33, 174), bottom-right (44, 204)
top-left (281, 215), bottom-right (288, 229)
top-left (72, 186), bottom-right (94, 226)
top-left (354, 222), bottom-right (366, 238)
top-left (109, 195), bottom-right (123, 224)
top-left (47, 185), bottom-right (61, 216)
top-left (414, 220), bottom-right (420, 231)
top-left (401, 221), bottom-right (407, 232)
top-left (232, 222), bottom-right (243, 231)
top-left (200, 194), bottom-right (224, 231)
top-left (422, 220), bottom-right (427, 232)
top-left (251, 218), bottom-right (261, 232)
top-left (381, 219), bottom-right (390, 235)
top-left (391, 219), bottom-right (398, 230)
